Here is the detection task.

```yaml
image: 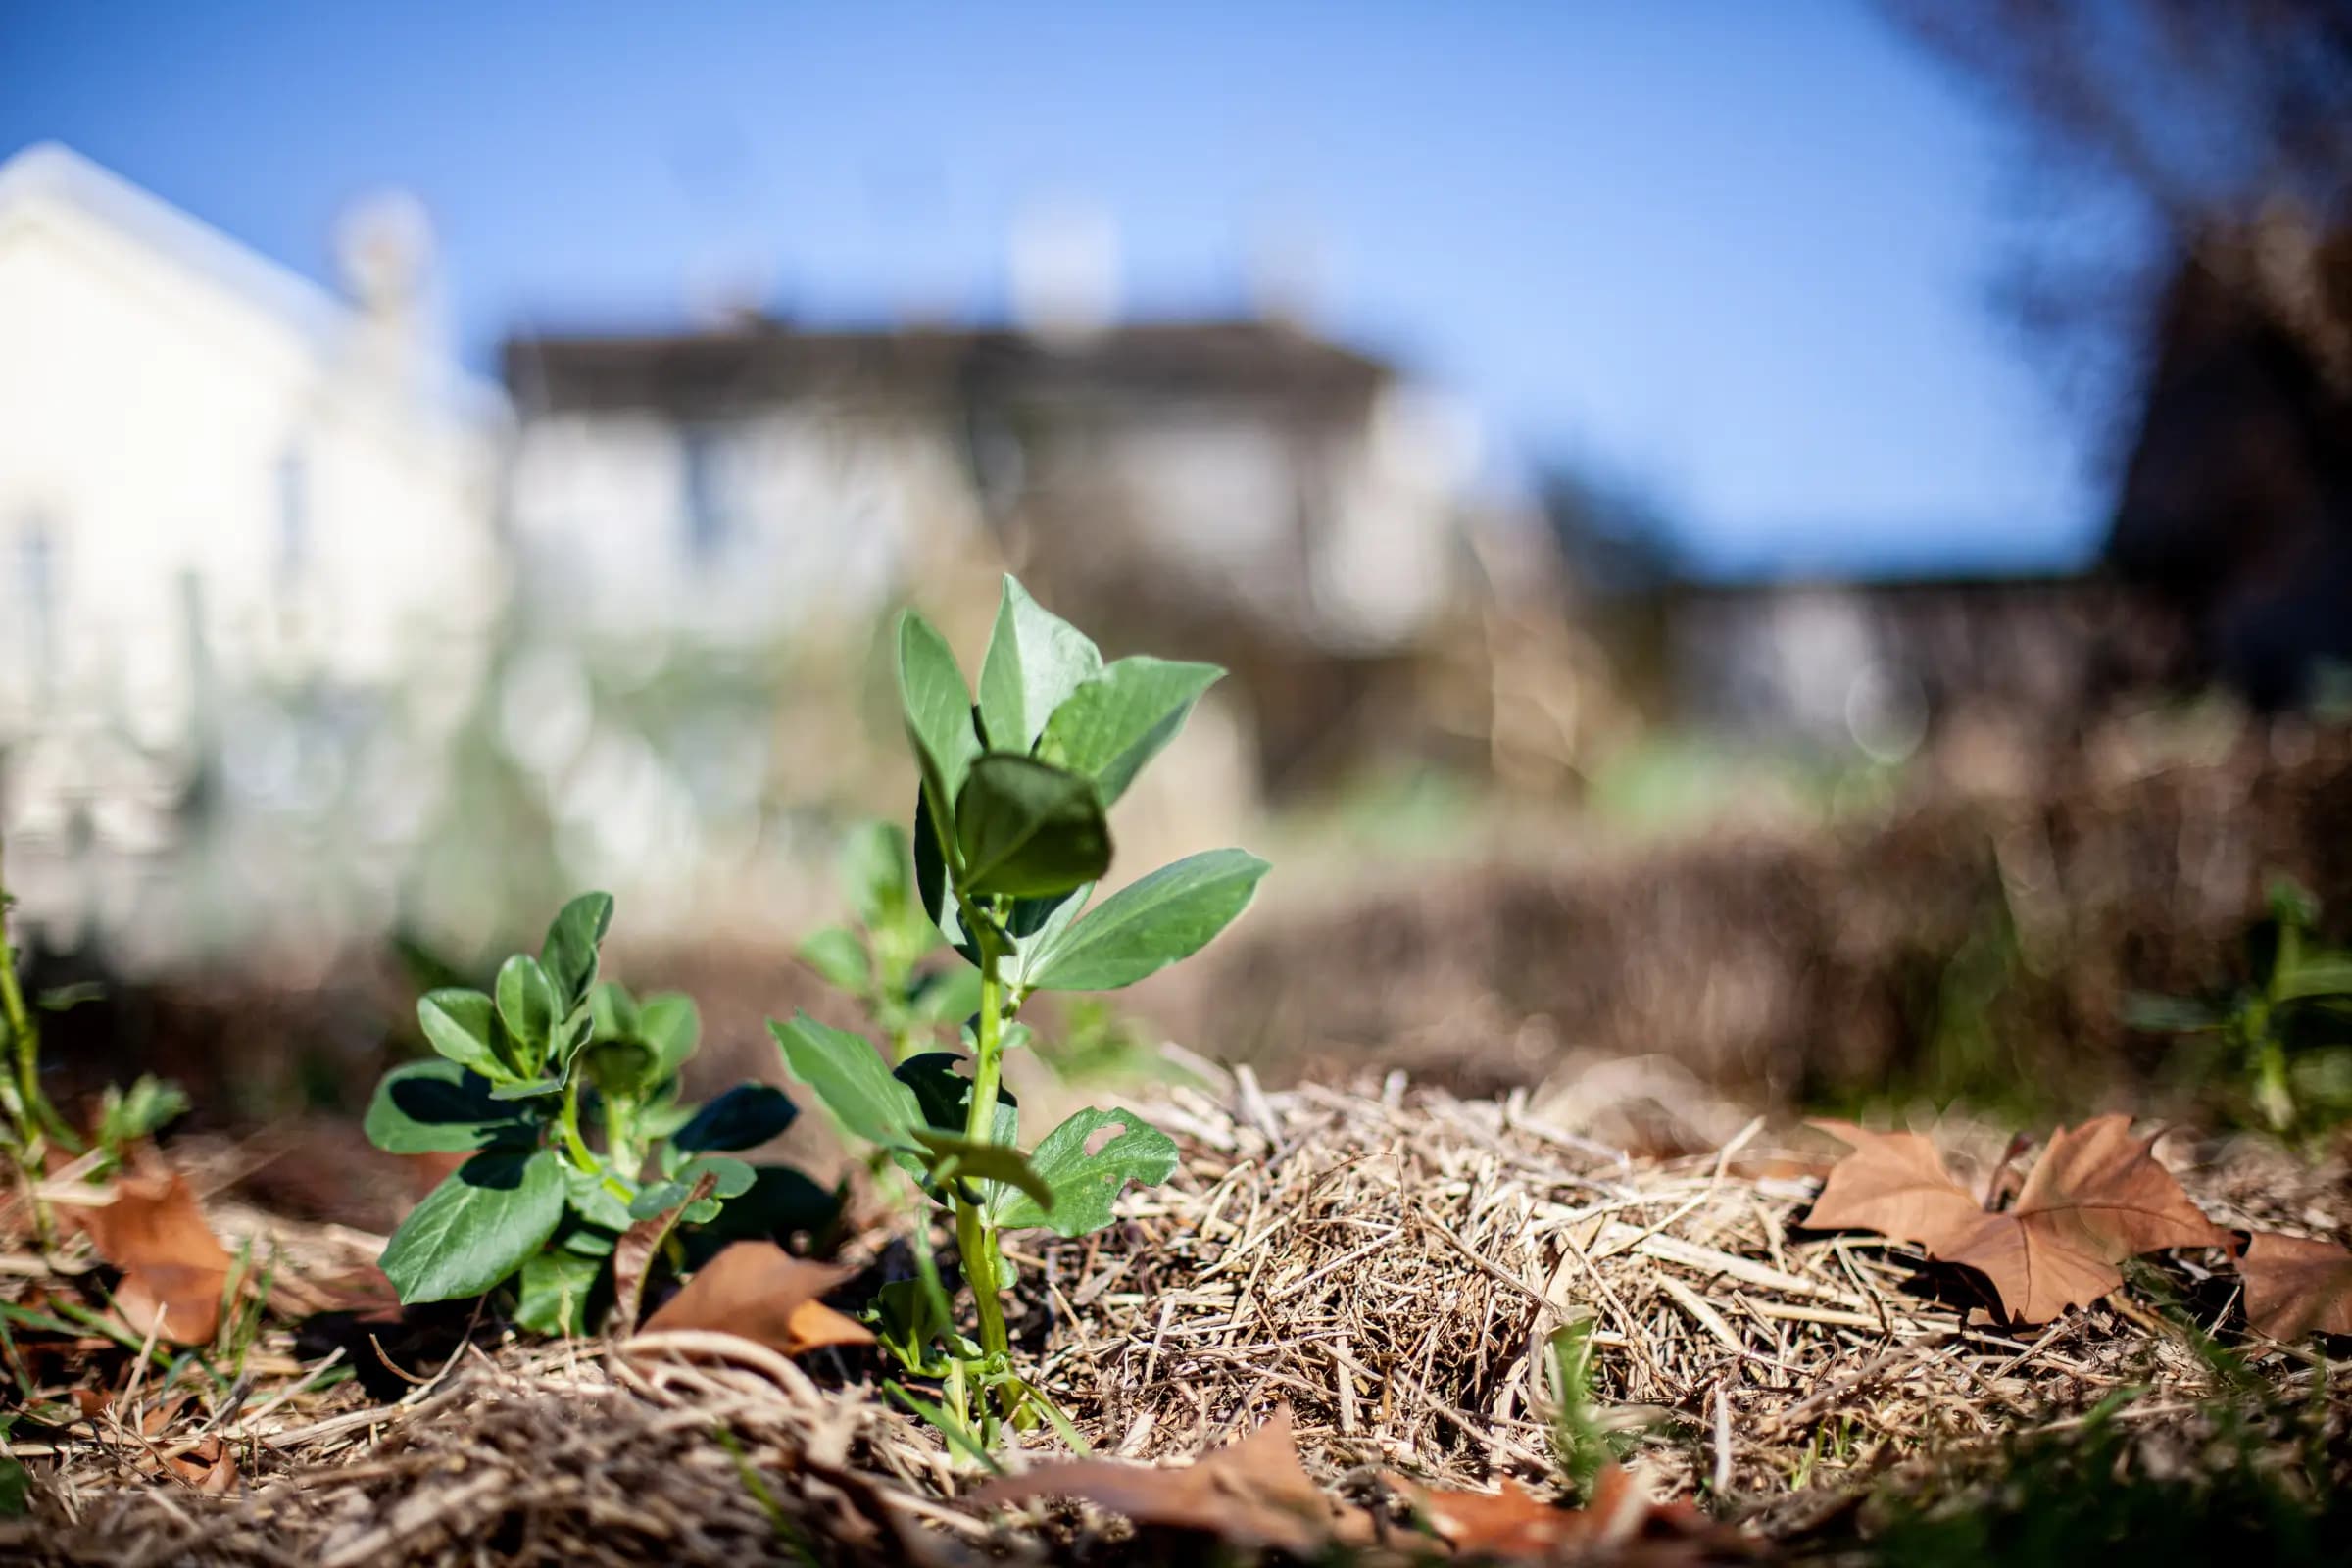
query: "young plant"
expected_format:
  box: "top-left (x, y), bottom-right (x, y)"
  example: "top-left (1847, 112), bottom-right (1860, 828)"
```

top-left (366, 894), bottom-right (828, 1332)
top-left (797, 820), bottom-right (983, 1061)
top-left (0, 835), bottom-right (184, 1246)
top-left (775, 575), bottom-right (1269, 1437)
top-left (2127, 879), bottom-right (2352, 1140)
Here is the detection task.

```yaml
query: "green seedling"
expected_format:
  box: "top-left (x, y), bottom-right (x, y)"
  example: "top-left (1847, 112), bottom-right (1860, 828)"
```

top-left (798, 820), bottom-right (984, 1061)
top-left (365, 894), bottom-right (832, 1331)
top-left (2128, 878), bottom-right (2352, 1140)
top-left (1, 834), bottom-right (184, 1248)
top-left (777, 574), bottom-right (1268, 1442)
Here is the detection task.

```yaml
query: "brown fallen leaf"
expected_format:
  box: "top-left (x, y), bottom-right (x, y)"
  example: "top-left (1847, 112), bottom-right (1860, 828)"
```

top-left (1398, 1466), bottom-right (1757, 1563)
top-left (974, 1405), bottom-right (1374, 1556)
top-left (1803, 1120), bottom-right (1989, 1249)
top-left (1808, 1116), bottom-right (2224, 1324)
top-left (2240, 1231), bottom-right (2352, 1339)
top-left (612, 1171), bottom-right (719, 1333)
top-left (76, 1170), bottom-right (235, 1346)
top-left (639, 1241), bottom-right (873, 1356)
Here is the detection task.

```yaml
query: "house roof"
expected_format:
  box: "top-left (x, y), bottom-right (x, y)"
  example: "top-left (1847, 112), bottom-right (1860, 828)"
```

top-left (501, 318), bottom-right (1395, 417)
top-left (0, 140), bottom-right (506, 425)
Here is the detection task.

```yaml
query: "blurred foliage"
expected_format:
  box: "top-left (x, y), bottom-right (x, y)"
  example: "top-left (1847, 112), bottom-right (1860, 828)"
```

top-left (2127, 878), bottom-right (2352, 1142)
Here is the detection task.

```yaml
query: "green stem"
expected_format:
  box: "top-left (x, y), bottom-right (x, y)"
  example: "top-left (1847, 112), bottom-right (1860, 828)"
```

top-left (559, 1077), bottom-right (634, 1200)
top-left (0, 838), bottom-right (76, 1155)
top-left (956, 922), bottom-right (1014, 1396)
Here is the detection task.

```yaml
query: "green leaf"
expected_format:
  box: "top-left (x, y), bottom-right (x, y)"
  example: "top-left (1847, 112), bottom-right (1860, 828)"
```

top-left (638, 994), bottom-right (701, 1080)
top-left (769, 1012), bottom-right (922, 1148)
top-left (978, 575), bottom-right (1103, 754)
top-left (488, 1075), bottom-right (564, 1101)
top-left (541, 892), bottom-right (615, 1013)
top-left (514, 1248), bottom-right (606, 1336)
top-left (2280, 953), bottom-right (2352, 1003)
top-left (840, 819), bottom-right (913, 930)
top-left (954, 755), bottom-right (1111, 899)
top-left (910, 1130), bottom-right (1055, 1213)
top-left (702, 1166), bottom-right (840, 1243)
top-left (894, 1053), bottom-right (1017, 1145)
top-left (364, 1060), bottom-right (529, 1154)
top-left (589, 980), bottom-right (640, 1043)
top-left (897, 610), bottom-right (981, 839)
top-left (0, 1452), bottom-right (27, 1517)
top-left (582, 1039), bottom-right (656, 1098)
top-left (379, 1149), bottom-right (567, 1303)
top-left (907, 965), bottom-right (985, 1025)
top-left (1027, 849), bottom-right (1268, 992)
top-left (561, 1162), bottom-right (636, 1232)
top-left (798, 926), bottom-right (872, 992)
top-left (991, 1107), bottom-right (1177, 1237)
top-left (672, 1084), bottom-right (799, 1152)
top-left (869, 1276), bottom-right (953, 1375)
top-left (1005, 884), bottom-right (1095, 989)
top-left (2122, 991), bottom-right (2230, 1034)
top-left (96, 1076), bottom-right (188, 1149)
top-left (675, 1154), bottom-right (757, 1200)
top-left (1037, 656), bottom-right (1222, 806)
top-left (495, 955), bottom-right (559, 1067)
top-left (417, 989), bottom-right (509, 1079)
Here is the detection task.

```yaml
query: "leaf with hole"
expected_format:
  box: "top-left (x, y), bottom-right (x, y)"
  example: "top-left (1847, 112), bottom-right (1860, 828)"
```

top-left (991, 1106), bottom-right (1177, 1237)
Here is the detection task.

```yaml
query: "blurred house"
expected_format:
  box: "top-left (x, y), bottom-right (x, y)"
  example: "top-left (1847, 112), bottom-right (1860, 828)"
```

top-left (2107, 219), bottom-right (2352, 707)
top-left (0, 143), bottom-right (506, 955)
top-left (1663, 574), bottom-right (2184, 769)
top-left (502, 317), bottom-right (1496, 794)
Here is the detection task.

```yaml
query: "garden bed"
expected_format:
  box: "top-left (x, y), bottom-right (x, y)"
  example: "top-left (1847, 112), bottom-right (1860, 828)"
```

top-left (6, 1065), bottom-right (2345, 1565)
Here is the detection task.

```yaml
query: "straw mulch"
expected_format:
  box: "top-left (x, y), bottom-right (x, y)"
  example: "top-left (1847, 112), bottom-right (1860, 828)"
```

top-left (4, 1065), bottom-right (2346, 1565)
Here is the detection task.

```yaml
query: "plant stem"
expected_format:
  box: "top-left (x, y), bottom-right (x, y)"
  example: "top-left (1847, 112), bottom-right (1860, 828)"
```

top-left (559, 1077), bottom-right (634, 1200)
top-left (956, 923), bottom-right (1014, 1386)
top-left (0, 838), bottom-right (76, 1155)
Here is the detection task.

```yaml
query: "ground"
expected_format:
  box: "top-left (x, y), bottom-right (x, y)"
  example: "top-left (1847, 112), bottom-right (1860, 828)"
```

top-left (3, 1062), bottom-right (2347, 1565)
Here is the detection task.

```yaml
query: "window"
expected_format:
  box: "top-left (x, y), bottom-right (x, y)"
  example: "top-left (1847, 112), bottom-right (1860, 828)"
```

top-left (680, 424), bottom-right (731, 564)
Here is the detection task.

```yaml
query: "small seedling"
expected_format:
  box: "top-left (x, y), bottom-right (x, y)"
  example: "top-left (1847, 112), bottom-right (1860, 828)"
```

top-left (2127, 878), bottom-right (2352, 1140)
top-left (777, 574), bottom-right (1269, 1441)
top-left (365, 894), bottom-right (831, 1331)
top-left (797, 820), bottom-right (983, 1061)
top-left (1, 835), bottom-right (184, 1247)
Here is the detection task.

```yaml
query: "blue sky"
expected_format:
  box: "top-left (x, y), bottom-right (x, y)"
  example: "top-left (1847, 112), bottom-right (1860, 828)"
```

top-left (2, 1), bottom-right (2119, 576)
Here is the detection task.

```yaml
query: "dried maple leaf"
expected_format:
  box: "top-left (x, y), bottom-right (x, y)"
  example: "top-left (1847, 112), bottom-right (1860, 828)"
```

top-left (974, 1405), bottom-right (1373, 1556)
top-left (1808, 1116), bottom-right (2224, 1325)
top-left (639, 1240), bottom-right (873, 1356)
top-left (1397, 1467), bottom-right (1756, 1563)
top-left (2239, 1231), bottom-right (2352, 1339)
top-left (1803, 1120), bottom-right (1988, 1249)
top-left (76, 1171), bottom-right (234, 1346)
